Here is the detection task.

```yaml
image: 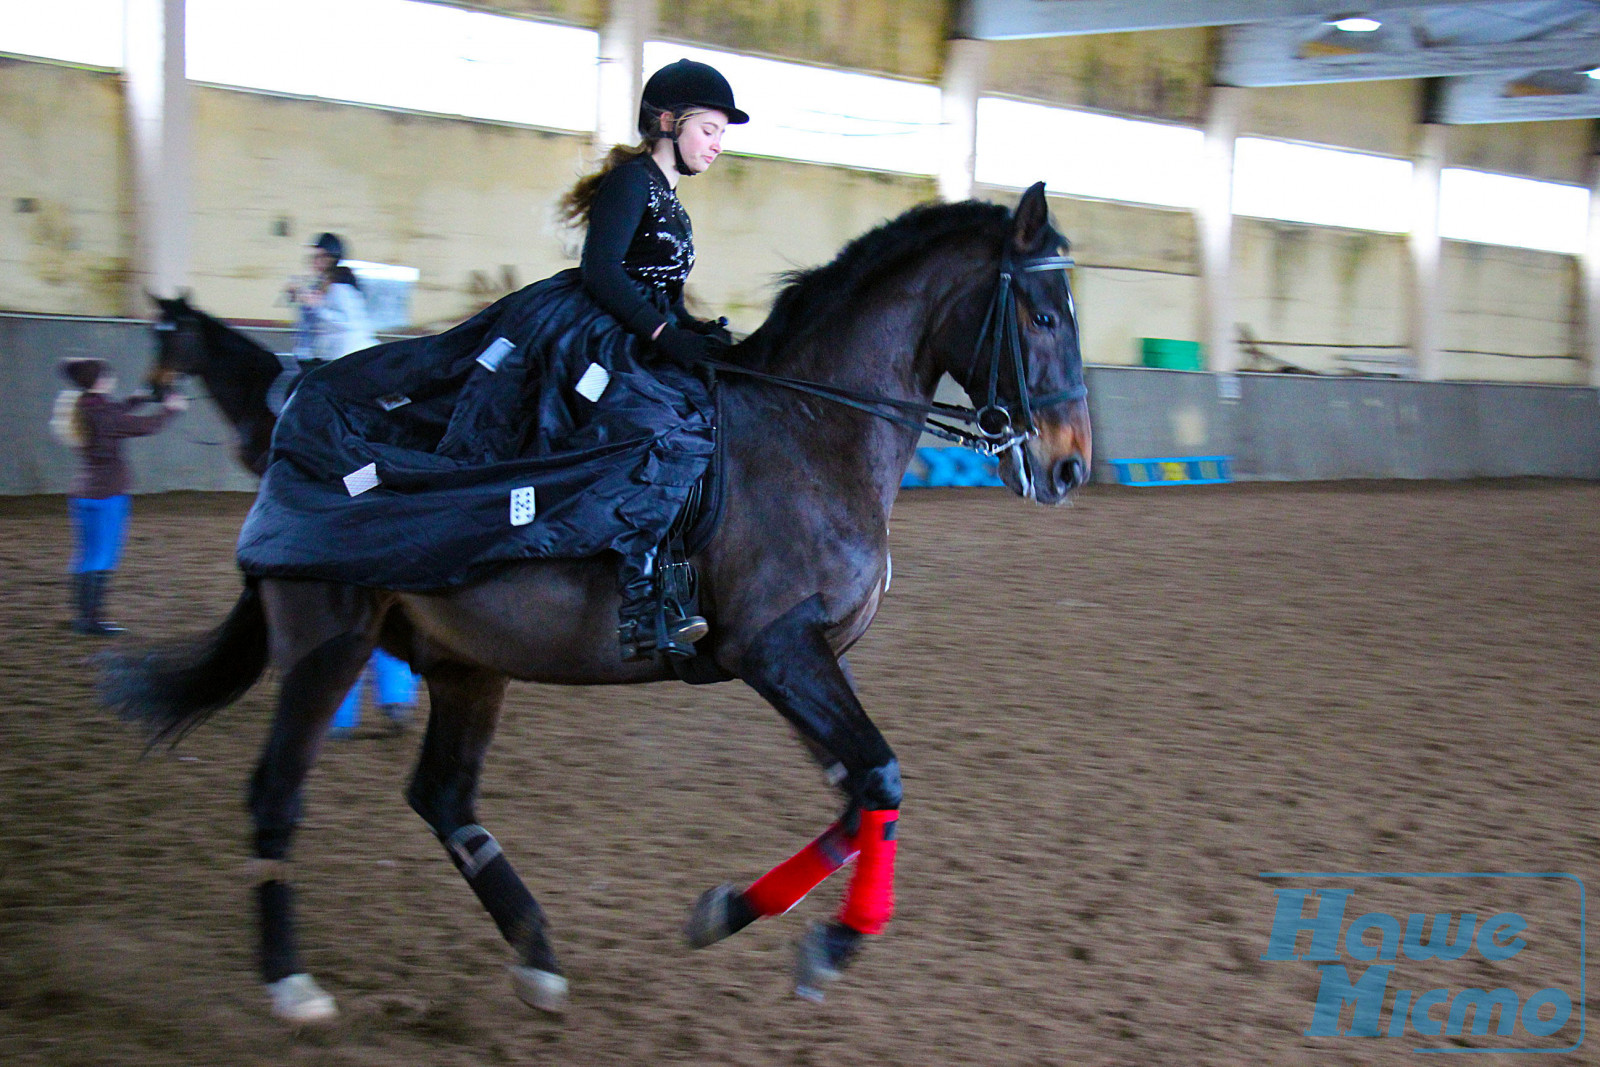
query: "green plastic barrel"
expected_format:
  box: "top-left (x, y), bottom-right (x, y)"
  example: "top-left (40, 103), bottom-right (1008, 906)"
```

top-left (1140, 337), bottom-right (1204, 371)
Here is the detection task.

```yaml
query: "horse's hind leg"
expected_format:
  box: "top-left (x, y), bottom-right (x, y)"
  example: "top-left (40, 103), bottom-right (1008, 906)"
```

top-left (692, 596), bottom-right (901, 1002)
top-left (404, 662), bottom-right (567, 1014)
top-left (249, 581), bottom-right (379, 1023)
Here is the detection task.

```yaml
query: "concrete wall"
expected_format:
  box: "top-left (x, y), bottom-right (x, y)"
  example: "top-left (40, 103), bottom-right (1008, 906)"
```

top-left (0, 314), bottom-right (261, 495)
top-left (6, 314), bottom-right (1594, 495)
top-left (1085, 365), bottom-right (1600, 482)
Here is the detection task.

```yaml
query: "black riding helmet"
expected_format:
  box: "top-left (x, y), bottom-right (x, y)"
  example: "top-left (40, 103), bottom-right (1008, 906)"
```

top-left (310, 232), bottom-right (346, 261)
top-left (638, 59), bottom-right (748, 175)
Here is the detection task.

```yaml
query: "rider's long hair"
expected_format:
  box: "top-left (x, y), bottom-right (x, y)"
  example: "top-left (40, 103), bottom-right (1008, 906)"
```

top-left (559, 142), bottom-right (654, 228)
top-left (560, 108), bottom-right (712, 228)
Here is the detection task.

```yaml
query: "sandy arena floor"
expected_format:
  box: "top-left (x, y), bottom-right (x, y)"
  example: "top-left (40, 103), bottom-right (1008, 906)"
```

top-left (1, 481), bottom-right (1596, 1065)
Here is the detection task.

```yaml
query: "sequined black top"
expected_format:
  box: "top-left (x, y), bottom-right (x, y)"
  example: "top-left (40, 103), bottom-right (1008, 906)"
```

top-left (579, 153), bottom-right (694, 341)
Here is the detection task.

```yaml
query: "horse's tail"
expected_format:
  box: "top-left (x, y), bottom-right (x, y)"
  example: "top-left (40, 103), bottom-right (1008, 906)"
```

top-left (97, 580), bottom-right (270, 745)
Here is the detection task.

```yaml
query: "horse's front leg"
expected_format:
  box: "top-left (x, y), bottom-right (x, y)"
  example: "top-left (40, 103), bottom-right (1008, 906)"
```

top-left (689, 595), bottom-right (901, 1001)
top-left (404, 661), bottom-right (567, 1014)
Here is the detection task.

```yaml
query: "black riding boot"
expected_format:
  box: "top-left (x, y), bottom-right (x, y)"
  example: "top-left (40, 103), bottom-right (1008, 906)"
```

top-left (69, 572), bottom-right (90, 632)
top-left (616, 554), bottom-right (706, 662)
top-left (72, 571), bottom-right (123, 636)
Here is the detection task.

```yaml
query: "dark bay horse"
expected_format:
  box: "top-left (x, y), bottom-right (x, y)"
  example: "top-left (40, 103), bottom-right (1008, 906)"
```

top-left (103, 183), bottom-right (1092, 1022)
top-left (144, 297), bottom-right (287, 476)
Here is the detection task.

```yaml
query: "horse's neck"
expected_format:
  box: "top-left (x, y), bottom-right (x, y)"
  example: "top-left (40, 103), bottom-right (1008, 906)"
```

top-left (742, 280), bottom-right (949, 519)
top-left (202, 325), bottom-right (278, 430)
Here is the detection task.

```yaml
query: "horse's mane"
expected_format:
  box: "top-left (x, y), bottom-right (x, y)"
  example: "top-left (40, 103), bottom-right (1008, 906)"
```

top-left (185, 303), bottom-right (276, 359)
top-left (738, 199), bottom-right (1012, 366)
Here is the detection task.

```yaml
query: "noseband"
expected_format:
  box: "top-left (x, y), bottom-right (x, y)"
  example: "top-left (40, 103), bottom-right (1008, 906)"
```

top-left (707, 251), bottom-right (1086, 455)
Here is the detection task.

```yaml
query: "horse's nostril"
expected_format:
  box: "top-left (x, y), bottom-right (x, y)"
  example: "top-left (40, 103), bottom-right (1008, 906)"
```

top-left (1054, 455), bottom-right (1086, 493)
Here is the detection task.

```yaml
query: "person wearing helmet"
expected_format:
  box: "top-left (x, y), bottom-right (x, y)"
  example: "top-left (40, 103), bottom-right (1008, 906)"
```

top-left (249, 61), bottom-right (747, 666)
top-left (560, 58), bottom-right (748, 369)
top-left (286, 232), bottom-right (378, 366)
top-left (555, 58), bottom-right (748, 660)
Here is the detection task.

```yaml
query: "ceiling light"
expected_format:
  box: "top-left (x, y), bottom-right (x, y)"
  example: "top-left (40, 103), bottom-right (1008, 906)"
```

top-left (1586, 66), bottom-right (1600, 80)
top-left (1331, 16), bottom-right (1382, 32)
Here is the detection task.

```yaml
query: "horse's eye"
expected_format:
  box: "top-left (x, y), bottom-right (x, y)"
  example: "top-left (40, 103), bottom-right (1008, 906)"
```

top-left (1032, 312), bottom-right (1057, 330)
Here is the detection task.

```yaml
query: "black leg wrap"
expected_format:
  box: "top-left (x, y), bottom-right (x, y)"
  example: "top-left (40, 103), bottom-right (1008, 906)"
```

top-left (725, 890), bottom-right (759, 935)
top-left (853, 759), bottom-right (903, 811)
top-left (258, 880), bottom-right (300, 983)
top-left (442, 826), bottom-right (559, 974)
top-left (254, 826), bottom-right (295, 861)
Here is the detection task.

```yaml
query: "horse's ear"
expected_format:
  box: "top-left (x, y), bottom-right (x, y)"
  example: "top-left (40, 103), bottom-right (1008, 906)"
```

top-left (1010, 181), bottom-right (1050, 254)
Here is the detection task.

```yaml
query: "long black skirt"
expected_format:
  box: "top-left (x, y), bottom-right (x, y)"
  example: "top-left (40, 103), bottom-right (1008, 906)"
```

top-left (236, 269), bottom-right (715, 591)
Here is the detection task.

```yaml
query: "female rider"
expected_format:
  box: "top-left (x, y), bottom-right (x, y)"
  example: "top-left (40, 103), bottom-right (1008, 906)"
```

top-left (557, 58), bottom-right (748, 660)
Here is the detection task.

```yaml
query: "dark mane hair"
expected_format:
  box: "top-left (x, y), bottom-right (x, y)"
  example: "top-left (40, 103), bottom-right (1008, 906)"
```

top-left (738, 199), bottom-right (1013, 365)
top-left (160, 298), bottom-right (283, 378)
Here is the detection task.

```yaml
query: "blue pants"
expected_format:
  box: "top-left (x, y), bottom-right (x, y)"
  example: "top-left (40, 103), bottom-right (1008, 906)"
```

top-left (332, 649), bottom-right (417, 730)
top-left (68, 495), bottom-right (130, 573)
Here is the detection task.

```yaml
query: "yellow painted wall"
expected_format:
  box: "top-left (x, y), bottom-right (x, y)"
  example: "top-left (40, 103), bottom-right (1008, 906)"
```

top-left (664, 0), bottom-right (947, 80)
top-left (1446, 121), bottom-right (1592, 186)
top-left (0, 59), bottom-right (129, 316)
top-left (0, 17), bottom-right (1594, 389)
top-left (187, 86), bottom-right (931, 333)
top-left (190, 86), bottom-right (593, 328)
top-left (984, 29), bottom-right (1210, 121)
top-left (1242, 79), bottom-right (1420, 156)
top-left (463, 1), bottom-right (603, 28)
top-left (1233, 220), bottom-right (1409, 374)
top-left (1441, 242), bottom-right (1580, 383)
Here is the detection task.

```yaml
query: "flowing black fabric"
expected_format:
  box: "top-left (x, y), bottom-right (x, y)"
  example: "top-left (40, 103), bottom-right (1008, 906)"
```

top-left (236, 270), bottom-right (715, 590)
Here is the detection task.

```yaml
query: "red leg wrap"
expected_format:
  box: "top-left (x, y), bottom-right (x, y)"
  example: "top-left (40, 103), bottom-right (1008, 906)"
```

top-left (837, 809), bottom-right (898, 935)
top-left (744, 822), bottom-right (857, 918)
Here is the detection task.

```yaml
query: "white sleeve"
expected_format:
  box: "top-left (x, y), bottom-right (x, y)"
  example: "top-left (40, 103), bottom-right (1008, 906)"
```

top-left (322, 283), bottom-right (378, 357)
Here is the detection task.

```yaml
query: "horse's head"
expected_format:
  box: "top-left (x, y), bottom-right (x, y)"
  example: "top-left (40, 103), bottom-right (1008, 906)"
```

top-left (939, 182), bottom-right (1092, 506)
top-left (146, 291), bottom-right (210, 397)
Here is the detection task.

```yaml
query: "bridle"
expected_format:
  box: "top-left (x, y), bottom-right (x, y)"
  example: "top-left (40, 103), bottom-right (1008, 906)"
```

top-left (706, 250), bottom-right (1086, 457)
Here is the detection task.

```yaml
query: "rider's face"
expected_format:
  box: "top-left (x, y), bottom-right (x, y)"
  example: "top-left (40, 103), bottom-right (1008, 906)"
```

top-left (672, 110), bottom-right (728, 174)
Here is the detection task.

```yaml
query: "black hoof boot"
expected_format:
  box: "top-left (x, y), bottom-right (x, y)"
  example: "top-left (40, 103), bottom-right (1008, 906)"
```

top-left (509, 913), bottom-right (567, 1015)
top-left (794, 920), bottom-right (863, 1002)
top-left (685, 883), bottom-right (758, 949)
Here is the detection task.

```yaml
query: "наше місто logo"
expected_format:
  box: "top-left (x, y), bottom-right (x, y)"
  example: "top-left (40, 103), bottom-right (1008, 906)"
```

top-left (1260, 873), bottom-right (1584, 1054)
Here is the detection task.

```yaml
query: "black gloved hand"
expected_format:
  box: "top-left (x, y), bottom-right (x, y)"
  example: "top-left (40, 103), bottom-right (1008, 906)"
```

top-left (653, 324), bottom-right (729, 369)
top-left (684, 315), bottom-right (734, 345)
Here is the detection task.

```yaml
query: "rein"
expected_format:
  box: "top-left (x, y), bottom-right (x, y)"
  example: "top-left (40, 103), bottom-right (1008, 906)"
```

top-left (706, 253), bottom-right (1085, 457)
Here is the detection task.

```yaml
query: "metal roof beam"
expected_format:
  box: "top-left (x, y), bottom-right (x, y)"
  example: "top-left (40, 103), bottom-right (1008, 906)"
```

top-left (959, 0), bottom-right (1514, 41)
top-left (1219, 23), bottom-right (1600, 86)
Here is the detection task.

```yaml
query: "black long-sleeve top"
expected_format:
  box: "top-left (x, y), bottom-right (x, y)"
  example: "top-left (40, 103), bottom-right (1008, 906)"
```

top-left (579, 153), bottom-right (695, 341)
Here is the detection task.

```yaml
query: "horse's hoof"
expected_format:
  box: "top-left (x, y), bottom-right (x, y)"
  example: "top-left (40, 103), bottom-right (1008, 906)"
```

top-left (267, 973), bottom-right (338, 1024)
top-left (510, 964), bottom-right (568, 1015)
top-left (794, 921), bottom-right (863, 1003)
top-left (685, 883), bottom-right (756, 949)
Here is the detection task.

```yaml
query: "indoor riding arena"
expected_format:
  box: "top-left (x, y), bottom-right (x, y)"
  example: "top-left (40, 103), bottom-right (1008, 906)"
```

top-left (3, 3), bottom-right (1599, 1065)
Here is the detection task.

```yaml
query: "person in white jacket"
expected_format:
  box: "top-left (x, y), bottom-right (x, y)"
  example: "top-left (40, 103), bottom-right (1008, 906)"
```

top-left (286, 231), bottom-right (409, 735)
top-left (287, 232), bottom-right (378, 364)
